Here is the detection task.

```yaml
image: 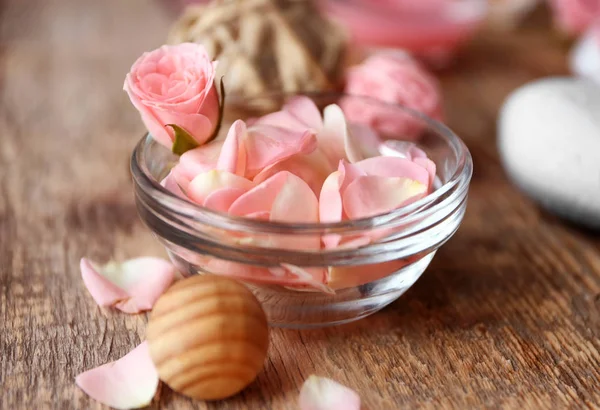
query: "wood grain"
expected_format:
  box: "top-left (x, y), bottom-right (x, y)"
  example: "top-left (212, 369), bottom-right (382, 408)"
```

top-left (1, 1), bottom-right (599, 409)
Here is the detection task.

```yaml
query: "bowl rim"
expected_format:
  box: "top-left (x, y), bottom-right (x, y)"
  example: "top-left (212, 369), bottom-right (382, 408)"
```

top-left (130, 92), bottom-right (473, 236)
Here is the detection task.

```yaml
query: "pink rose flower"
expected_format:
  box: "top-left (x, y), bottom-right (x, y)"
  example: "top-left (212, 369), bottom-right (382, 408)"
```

top-left (549, 0), bottom-right (600, 35)
top-left (124, 43), bottom-right (220, 149)
top-left (342, 51), bottom-right (444, 140)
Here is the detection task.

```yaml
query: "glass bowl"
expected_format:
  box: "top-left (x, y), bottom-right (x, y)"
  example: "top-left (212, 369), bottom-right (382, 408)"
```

top-left (130, 93), bottom-right (472, 329)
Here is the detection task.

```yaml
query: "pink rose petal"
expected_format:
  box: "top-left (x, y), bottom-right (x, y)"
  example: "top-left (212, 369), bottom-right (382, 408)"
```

top-left (343, 175), bottom-right (427, 219)
top-left (179, 140), bottom-right (225, 179)
top-left (253, 150), bottom-right (333, 196)
top-left (76, 342), bottom-right (159, 410)
top-left (270, 172), bottom-right (319, 224)
top-left (378, 140), bottom-right (428, 160)
top-left (319, 160), bottom-right (367, 222)
top-left (203, 187), bottom-right (248, 212)
top-left (187, 170), bottom-right (254, 205)
top-left (283, 95), bottom-right (324, 129)
top-left (319, 161), bottom-right (367, 248)
top-left (217, 120), bottom-right (247, 176)
top-left (192, 256), bottom-right (329, 291)
top-left (231, 172), bottom-right (320, 251)
top-left (80, 258), bottom-right (129, 307)
top-left (321, 104), bottom-right (381, 165)
top-left (299, 375), bottom-right (361, 410)
top-left (355, 156), bottom-right (431, 186)
top-left (338, 160), bottom-right (366, 193)
top-left (318, 104), bottom-right (353, 166)
top-left (170, 164), bottom-right (193, 192)
top-left (348, 122), bottom-right (382, 159)
top-left (280, 264), bottom-right (332, 294)
top-left (80, 257), bottom-right (175, 314)
top-left (253, 96), bottom-right (323, 130)
top-left (244, 125), bottom-right (318, 178)
top-left (229, 171), bottom-right (288, 217)
top-left (160, 170), bottom-right (186, 198)
top-left (155, 110), bottom-right (215, 145)
top-left (250, 110), bottom-right (309, 131)
top-left (413, 157), bottom-right (437, 192)
top-left (319, 170), bottom-right (344, 225)
top-left (125, 84), bottom-right (173, 147)
top-left (269, 172), bottom-right (320, 250)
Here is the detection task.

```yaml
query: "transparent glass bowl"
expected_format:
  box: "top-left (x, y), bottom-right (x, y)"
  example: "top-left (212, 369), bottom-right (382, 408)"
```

top-left (130, 93), bottom-right (472, 328)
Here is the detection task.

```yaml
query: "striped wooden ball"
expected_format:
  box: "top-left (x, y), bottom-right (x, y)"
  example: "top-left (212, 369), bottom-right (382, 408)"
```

top-left (146, 274), bottom-right (269, 401)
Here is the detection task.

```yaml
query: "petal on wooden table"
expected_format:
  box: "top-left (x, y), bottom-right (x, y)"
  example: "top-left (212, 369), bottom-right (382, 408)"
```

top-left (299, 375), bottom-right (361, 410)
top-left (80, 257), bottom-right (176, 314)
top-left (75, 342), bottom-right (159, 410)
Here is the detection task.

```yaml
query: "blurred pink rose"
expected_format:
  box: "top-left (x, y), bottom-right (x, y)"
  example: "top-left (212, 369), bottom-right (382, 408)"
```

top-left (124, 43), bottom-right (220, 149)
top-left (549, 0), bottom-right (600, 35)
top-left (343, 51), bottom-right (443, 140)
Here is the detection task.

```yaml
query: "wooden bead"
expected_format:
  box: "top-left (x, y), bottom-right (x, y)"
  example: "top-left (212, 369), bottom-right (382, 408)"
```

top-left (146, 274), bottom-right (269, 401)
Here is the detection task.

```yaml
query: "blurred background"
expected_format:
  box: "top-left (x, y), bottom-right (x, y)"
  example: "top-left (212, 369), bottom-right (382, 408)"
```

top-left (2, 0), bottom-right (595, 224)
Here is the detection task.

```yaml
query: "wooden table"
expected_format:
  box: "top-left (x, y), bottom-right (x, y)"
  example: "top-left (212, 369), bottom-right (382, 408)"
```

top-left (1, 1), bottom-right (599, 408)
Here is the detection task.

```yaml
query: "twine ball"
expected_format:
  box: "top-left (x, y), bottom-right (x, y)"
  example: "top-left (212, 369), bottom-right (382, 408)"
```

top-left (168, 0), bottom-right (348, 102)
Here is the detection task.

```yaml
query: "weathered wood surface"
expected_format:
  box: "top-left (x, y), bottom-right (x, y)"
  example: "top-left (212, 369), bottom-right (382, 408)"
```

top-left (1, 1), bottom-right (599, 409)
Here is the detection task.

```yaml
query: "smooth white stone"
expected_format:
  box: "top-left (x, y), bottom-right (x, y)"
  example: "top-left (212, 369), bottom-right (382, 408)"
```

top-left (570, 26), bottom-right (600, 86)
top-left (498, 77), bottom-right (600, 229)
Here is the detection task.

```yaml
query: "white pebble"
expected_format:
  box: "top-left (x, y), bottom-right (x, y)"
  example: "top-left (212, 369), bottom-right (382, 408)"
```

top-left (498, 77), bottom-right (600, 229)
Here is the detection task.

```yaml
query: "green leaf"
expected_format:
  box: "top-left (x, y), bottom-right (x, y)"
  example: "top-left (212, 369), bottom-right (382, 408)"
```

top-left (204, 77), bottom-right (226, 145)
top-left (169, 124), bottom-right (199, 156)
